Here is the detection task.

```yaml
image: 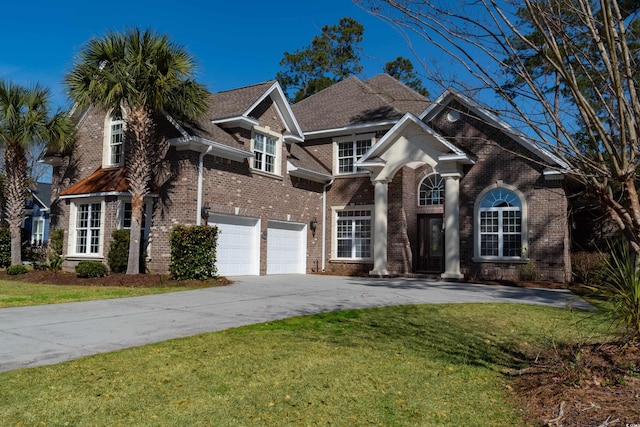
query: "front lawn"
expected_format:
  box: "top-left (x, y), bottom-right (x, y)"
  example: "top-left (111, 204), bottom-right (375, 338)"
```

top-left (0, 303), bottom-right (614, 426)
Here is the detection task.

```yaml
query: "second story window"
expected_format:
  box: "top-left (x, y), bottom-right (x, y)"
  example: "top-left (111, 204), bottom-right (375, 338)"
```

top-left (109, 114), bottom-right (124, 167)
top-left (253, 132), bottom-right (277, 174)
top-left (335, 135), bottom-right (373, 174)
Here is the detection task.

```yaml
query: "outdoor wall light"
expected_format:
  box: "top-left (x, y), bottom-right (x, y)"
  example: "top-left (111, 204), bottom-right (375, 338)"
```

top-left (309, 217), bottom-right (318, 237)
top-left (201, 202), bottom-right (211, 220)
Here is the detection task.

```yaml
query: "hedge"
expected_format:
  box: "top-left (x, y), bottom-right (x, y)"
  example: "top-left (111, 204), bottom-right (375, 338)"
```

top-left (169, 225), bottom-right (218, 280)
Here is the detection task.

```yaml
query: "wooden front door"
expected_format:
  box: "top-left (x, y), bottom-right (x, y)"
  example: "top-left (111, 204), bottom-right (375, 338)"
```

top-left (417, 214), bottom-right (444, 273)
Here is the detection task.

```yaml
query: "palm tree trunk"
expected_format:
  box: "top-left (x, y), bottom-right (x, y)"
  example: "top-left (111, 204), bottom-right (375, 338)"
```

top-left (4, 144), bottom-right (27, 266)
top-left (125, 106), bottom-right (154, 274)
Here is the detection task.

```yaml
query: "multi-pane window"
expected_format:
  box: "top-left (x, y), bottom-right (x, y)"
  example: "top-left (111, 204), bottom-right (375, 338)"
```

top-left (336, 209), bottom-right (372, 259)
top-left (109, 115), bottom-right (124, 166)
top-left (75, 203), bottom-right (102, 254)
top-left (419, 174), bottom-right (445, 205)
top-left (122, 202), bottom-right (147, 230)
top-left (338, 138), bottom-right (371, 174)
top-left (31, 217), bottom-right (44, 247)
top-left (253, 133), bottom-right (276, 173)
top-left (478, 189), bottom-right (522, 257)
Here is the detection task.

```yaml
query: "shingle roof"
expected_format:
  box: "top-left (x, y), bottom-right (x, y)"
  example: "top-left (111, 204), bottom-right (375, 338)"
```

top-left (287, 142), bottom-right (331, 175)
top-left (208, 81), bottom-right (277, 120)
top-left (292, 74), bottom-right (429, 133)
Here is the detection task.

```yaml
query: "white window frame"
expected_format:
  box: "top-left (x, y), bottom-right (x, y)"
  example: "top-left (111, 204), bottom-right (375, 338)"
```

top-left (31, 217), bottom-right (45, 247)
top-left (103, 112), bottom-right (124, 168)
top-left (68, 199), bottom-right (105, 258)
top-left (332, 205), bottom-right (374, 261)
top-left (474, 184), bottom-right (528, 261)
top-left (333, 133), bottom-right (374, 175)
top-left (251, 126), bottom-right (282, 176)
top-left (418, 173), bottom-right (445, 206)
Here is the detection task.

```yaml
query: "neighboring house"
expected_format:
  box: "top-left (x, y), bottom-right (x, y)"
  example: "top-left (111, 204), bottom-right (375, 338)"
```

top-left (23, 182), bottom-right (51, 247)
top-left (44, 74), bottom-right (571, 281)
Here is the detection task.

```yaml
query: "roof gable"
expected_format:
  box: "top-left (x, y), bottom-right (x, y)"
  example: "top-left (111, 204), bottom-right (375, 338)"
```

top-left (421, 88), bottom-right (569, 170)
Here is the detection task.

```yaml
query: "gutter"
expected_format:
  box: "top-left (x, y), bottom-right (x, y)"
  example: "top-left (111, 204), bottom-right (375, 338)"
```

top-left (196, 146), bottom-right (214, 225)
top-left (321, 177), bottom-right (335, 272)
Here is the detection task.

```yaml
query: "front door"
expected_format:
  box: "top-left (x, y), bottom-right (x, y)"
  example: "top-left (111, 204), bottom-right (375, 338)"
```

top-left (417, 214), bottom-right (444, 273)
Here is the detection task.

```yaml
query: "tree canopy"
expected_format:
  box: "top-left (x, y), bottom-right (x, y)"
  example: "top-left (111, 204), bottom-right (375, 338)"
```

top-left (65, 28), bottom-right (209, 274)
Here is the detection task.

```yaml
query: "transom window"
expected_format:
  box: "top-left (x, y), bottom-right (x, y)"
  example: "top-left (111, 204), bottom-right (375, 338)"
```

top-left (478, 188), bottom-right (522, 258)
top-left (75, 202), bottom-right (102, 254)
top-left (337, 138), bottom-right (372, 174)
top-left (253, 133), bottom-right (277, 173)
top-left (419, 174), bottom-right (444, 205)
top-left (109, 114), bottom-right (124, 166)
top-left (336, 209), bottom-right (372, 259)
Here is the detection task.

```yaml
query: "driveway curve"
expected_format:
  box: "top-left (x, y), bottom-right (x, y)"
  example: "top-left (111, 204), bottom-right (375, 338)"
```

top-left (0, 275), bottom-right (591, 373)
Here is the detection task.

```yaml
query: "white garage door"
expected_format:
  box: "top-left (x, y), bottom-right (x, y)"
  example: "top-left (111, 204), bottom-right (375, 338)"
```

top-left (267, 221), bottom-right (307, 274)
top-left (208, 214), bottom-right (260, 276)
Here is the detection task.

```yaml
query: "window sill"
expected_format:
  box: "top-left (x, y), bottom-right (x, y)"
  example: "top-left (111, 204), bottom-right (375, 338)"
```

top-left (66, 255), bottom-right (104, 261)
top-left (251, 169), bottom-right (283, 180)
top-left (330, 258), bottom-right (373, 264)
top-left (334, 172), bottom-right (369, 179)
top-left (472, 257), bottom-right (529, 264)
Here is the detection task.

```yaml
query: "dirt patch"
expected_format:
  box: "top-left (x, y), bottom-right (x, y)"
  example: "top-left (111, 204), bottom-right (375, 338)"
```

top-left (513, 341), bottom-right (640, 426)
top-left (0, 269), bottom-right (232, 288)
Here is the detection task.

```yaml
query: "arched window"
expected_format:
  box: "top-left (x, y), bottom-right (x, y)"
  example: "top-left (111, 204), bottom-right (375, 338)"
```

top-left (108, 114), bottom-right (124, 166)
top-left (477, 187), bottom-right (524, 258)
top-left (418, 173), bottom-right (444, 206)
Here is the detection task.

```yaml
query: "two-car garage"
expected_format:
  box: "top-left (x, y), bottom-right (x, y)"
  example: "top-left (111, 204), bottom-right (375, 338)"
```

top-left (208, 214), bottom-right (307, 276)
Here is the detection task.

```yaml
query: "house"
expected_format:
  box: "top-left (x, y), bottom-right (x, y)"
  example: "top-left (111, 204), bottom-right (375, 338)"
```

top-left (45, 74), bottom-right (571, 281)
top-left (23, 182), bottom-right (51, 247)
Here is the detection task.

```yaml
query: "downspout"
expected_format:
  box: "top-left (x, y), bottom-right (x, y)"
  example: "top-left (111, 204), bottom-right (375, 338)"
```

top-left (321, 177), bottom-right (334, 271)
top-left (196, 146), bottom-right (213, 225)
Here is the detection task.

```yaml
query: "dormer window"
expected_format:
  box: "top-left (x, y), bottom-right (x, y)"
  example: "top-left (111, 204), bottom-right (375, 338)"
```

top-left (251, 126), bottom-right (282, 176)
top-left (109, 114), bottom-right (124, 166)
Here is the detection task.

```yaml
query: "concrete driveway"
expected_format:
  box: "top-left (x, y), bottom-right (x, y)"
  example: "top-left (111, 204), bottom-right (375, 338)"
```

top-left (0, 275), bottom-right (592, 373)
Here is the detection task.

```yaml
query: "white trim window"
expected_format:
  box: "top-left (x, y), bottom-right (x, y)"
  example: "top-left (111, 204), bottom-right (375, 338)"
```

top-left (335, 208), bottom-right (372, 259)
top-left (252, 132), bottom-right (278, 174)
top-left (418, 173), bottom-right (444, 206)
top-left (73, 202), bottom-right (103, 255)
top-left (335, 134), bottom-right (373, 174)
top-left (31, 217), bottom-right (45, 247)
top-left (478, 188), bottom-right (523, 258)
top-left (103, 113), bottom-right (124, 168)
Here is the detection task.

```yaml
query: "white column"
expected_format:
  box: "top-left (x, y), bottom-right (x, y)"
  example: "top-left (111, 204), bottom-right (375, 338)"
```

top-left (442, 174), bottom-right (463, 279)
top-left (370, 179), bottom-right (389, 276)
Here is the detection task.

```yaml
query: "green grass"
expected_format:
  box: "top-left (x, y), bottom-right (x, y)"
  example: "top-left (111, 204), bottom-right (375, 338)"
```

top-left (0, 303), bottom-right (613, 426)
top-left (0, 280), bottom-right (205, 308)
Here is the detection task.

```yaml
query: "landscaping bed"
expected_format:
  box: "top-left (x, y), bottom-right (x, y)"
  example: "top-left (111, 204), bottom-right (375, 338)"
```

top-left (0, 269), bottom-right (231, 288)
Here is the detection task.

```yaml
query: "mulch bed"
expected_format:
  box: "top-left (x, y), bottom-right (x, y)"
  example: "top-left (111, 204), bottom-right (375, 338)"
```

top-left (0, 269), bottom-right (232, 288)
top-left (3, 271), bottom-right (637, 424)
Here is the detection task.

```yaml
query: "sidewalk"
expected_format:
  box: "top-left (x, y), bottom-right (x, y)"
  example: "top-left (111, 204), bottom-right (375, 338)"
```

top-left (0, 275), bottom-right (591, 373)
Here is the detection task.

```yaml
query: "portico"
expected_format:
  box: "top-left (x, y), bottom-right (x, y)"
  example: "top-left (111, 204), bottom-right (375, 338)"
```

top-left (356, 113), bottom-right (473, 279)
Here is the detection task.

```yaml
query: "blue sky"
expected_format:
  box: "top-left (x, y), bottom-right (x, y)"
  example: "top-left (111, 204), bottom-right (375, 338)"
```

top-left (0, 0), bottom-right (436, 110)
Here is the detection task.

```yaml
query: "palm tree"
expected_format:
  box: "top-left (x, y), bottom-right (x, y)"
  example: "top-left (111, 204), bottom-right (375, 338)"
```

top-left (0, 80), bottom-right (73, 266)
top-left (65, 28), bottom-right (209, 274)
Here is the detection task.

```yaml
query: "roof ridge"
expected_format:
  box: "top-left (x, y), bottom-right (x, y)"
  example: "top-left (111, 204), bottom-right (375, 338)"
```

top-left (214, 80), bottom-right (276, 95)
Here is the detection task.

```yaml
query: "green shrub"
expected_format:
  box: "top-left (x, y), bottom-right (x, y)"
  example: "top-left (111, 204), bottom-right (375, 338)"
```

top-left (0, 227), bottom-right (10, 268)
top-left (49, 229), bottom-right (64, 256)
top-left (572, 251), bottom-right (610, 286)
top-left (6, 264), bottom-right (28, 275)
top-left (75, 261), bottom-right (108, 278)
top-left (169, 225), bottom-right (218, 280)
top-left (601, 242), bottom-right (640, 342)
top-left (109, 229), bottom-right (130, 273)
